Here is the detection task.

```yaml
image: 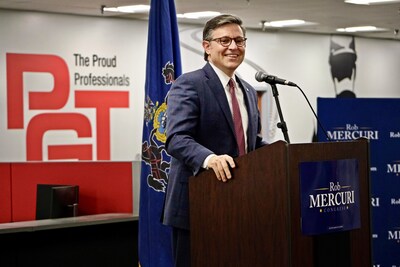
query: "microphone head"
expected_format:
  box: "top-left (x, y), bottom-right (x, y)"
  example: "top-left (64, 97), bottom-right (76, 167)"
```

top-left (255, 71), bottom-right (266, 82)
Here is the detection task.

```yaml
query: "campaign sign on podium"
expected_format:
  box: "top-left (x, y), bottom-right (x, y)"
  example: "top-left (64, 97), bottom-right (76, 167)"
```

top-left (190, 140), bottom-right (371, 267)
top-left (299, 159), bottom-right (361, 235)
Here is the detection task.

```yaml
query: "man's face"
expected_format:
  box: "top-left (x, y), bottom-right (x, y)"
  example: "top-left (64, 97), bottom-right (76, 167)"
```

top-left (202, 23), bottom-right (245, 77)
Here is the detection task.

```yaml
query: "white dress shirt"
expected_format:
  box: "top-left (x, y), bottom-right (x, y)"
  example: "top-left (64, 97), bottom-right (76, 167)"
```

top-left (202, 63), bottom-right (249, 168)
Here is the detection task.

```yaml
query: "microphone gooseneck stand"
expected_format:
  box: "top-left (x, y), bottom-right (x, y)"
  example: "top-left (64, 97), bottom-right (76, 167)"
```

top-left (270, 83), bottom-right (290, 144)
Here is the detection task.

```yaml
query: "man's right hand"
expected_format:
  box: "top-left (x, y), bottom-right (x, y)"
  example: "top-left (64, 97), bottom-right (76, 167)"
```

top-left (207, 154), bottom-right (236, 182)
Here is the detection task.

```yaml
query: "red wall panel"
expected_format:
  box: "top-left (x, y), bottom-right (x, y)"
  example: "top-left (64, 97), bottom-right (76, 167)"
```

top-left (0, 163), bottom-right (12, 222)
top-left (11, 162), bottom-right (132, 222)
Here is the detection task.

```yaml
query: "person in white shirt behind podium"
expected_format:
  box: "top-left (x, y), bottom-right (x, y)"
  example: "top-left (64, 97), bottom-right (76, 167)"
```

top-left (162, 14), bottom-right (267, 267)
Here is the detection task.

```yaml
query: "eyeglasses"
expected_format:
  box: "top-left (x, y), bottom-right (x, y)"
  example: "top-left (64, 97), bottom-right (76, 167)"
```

top-left (209, 36), bottom-right (247, 47)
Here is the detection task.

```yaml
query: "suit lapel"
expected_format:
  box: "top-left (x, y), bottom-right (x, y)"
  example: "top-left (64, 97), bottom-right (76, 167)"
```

top-left (202, 64), bottom-right (258, 152)
top-left (202, 64), bottom-right (236, 136)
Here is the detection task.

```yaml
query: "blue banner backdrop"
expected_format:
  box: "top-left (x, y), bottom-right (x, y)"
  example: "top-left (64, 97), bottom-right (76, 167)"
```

top-left (317, 98), bottom-right (400, 267)
top-left (299, 159), bottom-right (360, 236)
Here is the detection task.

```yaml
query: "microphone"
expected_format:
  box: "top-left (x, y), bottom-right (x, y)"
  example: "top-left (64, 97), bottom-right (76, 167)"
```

top-left (255, 70), bottom-right (331, 141)
top-left (255, 71), bottom-right (297, 87)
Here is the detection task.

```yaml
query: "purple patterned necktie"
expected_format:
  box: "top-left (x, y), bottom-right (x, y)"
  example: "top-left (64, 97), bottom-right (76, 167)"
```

top-left (229, 78), bottom-right (245, 156)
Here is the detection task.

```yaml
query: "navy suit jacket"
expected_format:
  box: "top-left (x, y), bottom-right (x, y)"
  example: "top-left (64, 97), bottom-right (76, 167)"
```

top-left (163, 63), bottom-right (266, 230)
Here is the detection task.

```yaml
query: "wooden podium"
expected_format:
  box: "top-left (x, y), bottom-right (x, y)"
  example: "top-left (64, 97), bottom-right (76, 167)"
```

top-left (189, 140), bottom-right (371, 267)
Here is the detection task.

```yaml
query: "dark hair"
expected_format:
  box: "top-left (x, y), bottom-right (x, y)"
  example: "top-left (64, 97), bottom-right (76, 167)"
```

top-left (202, 14), bottom-right (246, 61)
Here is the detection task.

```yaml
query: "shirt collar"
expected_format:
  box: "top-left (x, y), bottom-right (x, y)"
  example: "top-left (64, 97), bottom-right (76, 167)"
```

top-left (209, 62), bottom-right (235, 88)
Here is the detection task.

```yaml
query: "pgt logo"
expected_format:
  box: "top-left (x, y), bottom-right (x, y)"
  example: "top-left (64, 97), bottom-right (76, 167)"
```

top-left (6, 53), bottom-right (129, 161)
top-left (387, 161), bottom-right (400, 176)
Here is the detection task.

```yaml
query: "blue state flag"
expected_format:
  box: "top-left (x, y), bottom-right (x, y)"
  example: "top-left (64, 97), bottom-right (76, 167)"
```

top-left (139, 0), bottom-right (182, 266)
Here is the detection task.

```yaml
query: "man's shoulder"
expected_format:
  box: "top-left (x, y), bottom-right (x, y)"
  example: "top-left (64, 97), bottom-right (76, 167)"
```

top-left (182, 68), bottom-right (205, 78)
top-left (180, 66), bottom-right (208, 78)
top-left (174, 67), bottom-right (208, 86)
top-left (170, 68), bottom-right (206, 93)
top-left (177, 63), bottom-right (214, 79)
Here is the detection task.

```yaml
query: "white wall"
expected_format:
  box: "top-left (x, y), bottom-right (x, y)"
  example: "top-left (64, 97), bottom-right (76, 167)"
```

top-left (1, 8), bottom-right (399, 215)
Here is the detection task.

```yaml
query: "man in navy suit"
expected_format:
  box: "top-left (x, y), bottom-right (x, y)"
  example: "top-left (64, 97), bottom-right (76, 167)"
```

top-left (163, 14), bottom-right (267, 267)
